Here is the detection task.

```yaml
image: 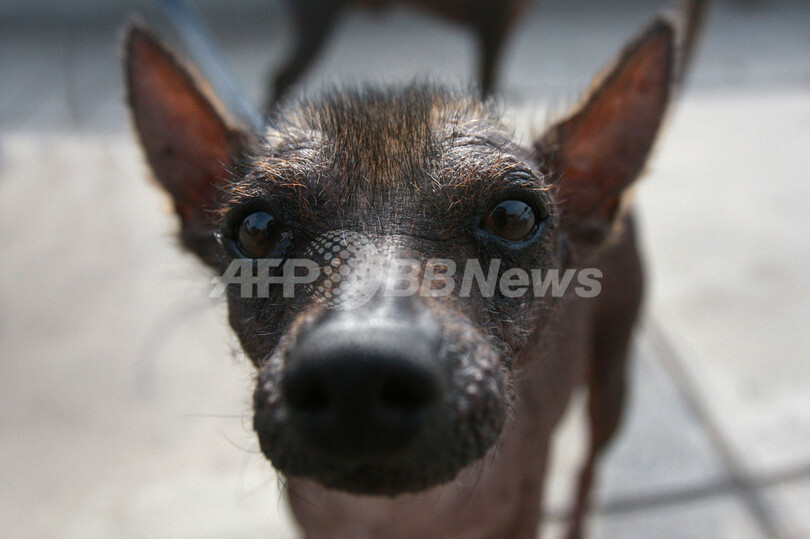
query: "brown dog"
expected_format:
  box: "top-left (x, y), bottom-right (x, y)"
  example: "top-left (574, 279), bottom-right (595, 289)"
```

top-left (267, 0), bottom-right (531, 109)
top-left (125, 5), bottom-right (701, 537)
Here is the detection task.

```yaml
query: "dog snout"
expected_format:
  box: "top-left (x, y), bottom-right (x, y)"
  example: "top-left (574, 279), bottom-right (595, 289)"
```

top-left (280, 303), bottom-right (445, 459)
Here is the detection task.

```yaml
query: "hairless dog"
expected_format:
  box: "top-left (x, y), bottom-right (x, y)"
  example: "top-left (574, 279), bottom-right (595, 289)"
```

top-left (125, 1), bottom-right (708, 536)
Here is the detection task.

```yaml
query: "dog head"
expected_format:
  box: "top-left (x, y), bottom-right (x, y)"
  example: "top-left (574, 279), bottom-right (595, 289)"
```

top-left (125, 19), bottom-right (674, 495)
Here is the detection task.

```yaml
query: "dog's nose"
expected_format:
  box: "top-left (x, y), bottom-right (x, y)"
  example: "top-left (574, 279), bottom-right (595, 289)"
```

top-left (281, 305), bottom-right (444, 459)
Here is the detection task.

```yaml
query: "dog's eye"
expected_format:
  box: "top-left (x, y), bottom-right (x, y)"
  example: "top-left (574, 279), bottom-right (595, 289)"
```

top-left (481, 200), bottom-right (537, 242)
top-left (236, 211), bottom-right (285, 258)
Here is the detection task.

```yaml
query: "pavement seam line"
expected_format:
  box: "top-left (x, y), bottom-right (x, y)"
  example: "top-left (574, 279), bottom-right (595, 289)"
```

top-left (644, 317), bottom-right (781, 537)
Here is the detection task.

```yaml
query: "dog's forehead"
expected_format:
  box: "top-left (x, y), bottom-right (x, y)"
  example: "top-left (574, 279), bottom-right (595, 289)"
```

top-left (255, 85), bottom-right (530, 189)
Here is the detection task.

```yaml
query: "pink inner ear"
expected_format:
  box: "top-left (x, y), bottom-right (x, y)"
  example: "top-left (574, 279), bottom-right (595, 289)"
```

top-left (553, 22), bottom-right (674, 230)
top-left (127, 28), bottom-right (236, 220)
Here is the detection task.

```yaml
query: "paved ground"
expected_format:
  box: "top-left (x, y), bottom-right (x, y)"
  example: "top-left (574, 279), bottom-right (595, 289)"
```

top-left (1, 0), bottom-right (809, 537)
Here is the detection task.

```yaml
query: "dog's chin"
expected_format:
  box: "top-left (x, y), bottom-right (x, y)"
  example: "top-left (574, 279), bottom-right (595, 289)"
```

top-left (269, 451), bottom-right (482, 497)
top-left (306, 462), bottom-right (460, 497)
top-left (257, 405), bottom-right (506, 497)
top-left (256, 415), bottom-right (503, 497)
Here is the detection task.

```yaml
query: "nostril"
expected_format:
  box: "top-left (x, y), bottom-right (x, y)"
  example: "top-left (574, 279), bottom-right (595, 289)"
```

top-left (285, 375), bottom-right (330, 412)
top-left (380, 373), bottom-right (438, 411)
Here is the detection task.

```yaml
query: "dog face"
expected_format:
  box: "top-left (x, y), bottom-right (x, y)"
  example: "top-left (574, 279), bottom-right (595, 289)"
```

top-left (125, 20), bottom-right (673, 495)
top-left (223, 88), bottom-right (557, 494)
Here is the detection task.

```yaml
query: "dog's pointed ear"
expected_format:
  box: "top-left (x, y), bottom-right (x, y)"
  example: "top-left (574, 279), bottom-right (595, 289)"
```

top-left (536, 20), bottom-right (676, 248)
top-left (125, 24), bottom-right (252, 266)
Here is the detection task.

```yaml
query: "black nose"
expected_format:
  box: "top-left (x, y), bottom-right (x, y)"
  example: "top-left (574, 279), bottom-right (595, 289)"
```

top-left (281, 308), bottom-right (444, 459)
